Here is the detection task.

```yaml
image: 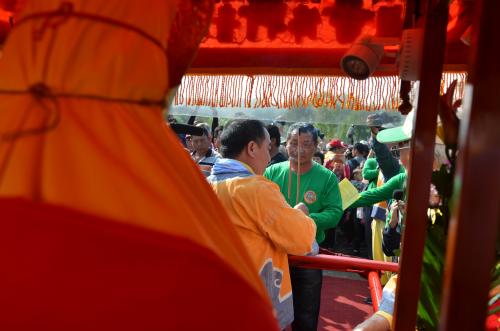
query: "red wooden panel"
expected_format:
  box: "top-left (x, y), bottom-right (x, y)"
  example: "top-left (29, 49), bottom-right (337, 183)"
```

top-left (439, 0), bottom-right (500, 330)
top-left (393, 0), bottom-right (450, 330)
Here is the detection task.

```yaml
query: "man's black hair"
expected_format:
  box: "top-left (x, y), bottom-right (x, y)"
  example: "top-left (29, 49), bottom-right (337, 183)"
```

top-left (195, 123), bottom-right (210, 137)
top-left (314, 151), bottom-right (325, 165)
top-left (286, 122), bottom-right (318, 143)
top-left (266, 124), bottom-right (281, 148)
top-left (220, 119), bottom-right (267, 159)
top-left (353, 142), bottom-right (370, 158)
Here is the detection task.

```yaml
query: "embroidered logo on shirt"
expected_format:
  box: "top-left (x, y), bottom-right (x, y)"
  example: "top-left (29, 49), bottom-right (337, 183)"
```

top-left (304, 190), bottom-right (317, 204)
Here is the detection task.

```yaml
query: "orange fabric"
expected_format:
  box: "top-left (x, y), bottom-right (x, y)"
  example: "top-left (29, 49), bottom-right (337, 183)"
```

top-left (0, 198), bottom-right (279, 331)
top-left (376, 171), bottom-right (388, 209)
top-left (372, 171), bottom-right (391, 284)
top-left (0, 0), bottom-right (269, 308)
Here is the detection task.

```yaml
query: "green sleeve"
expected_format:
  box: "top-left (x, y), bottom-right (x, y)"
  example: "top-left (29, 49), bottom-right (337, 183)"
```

top-left (350, 173), bottom-right (407, 208)
top-left (309, 173), bottom-right (343, 231)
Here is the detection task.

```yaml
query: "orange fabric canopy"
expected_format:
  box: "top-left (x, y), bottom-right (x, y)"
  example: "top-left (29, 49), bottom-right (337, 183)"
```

top-left (0, 1), bottom-right (278, 328)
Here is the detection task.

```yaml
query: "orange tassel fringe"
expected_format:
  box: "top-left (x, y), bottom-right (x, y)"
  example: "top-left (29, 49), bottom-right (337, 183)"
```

top-left (174, 73), bottom-right (467, 111)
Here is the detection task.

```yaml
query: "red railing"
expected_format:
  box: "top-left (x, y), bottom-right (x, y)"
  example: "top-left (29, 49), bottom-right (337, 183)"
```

top-left (289, 253), bottom-right (398, 312)
top-left (289, 254), bottom-right (399, 273)
top-left (368, 271), bottom-right (384, 311)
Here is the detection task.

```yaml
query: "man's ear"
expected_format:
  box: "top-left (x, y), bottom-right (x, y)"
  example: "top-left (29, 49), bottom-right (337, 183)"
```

top-left (247, 141), bottom-right (257, 158)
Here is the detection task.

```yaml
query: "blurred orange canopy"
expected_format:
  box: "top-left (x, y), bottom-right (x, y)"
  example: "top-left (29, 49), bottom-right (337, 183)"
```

top-left (0, 1), bottom-right (279, 329)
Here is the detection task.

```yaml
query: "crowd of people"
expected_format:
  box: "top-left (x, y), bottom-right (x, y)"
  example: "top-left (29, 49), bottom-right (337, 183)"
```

top-left (171, 113), bottom-right (422, 331)
top-left (180, 118), bottom-right (406, 255)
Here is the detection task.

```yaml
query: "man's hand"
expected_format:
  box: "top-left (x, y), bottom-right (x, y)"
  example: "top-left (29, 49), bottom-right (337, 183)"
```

top-left (294, 202), bottom-right (309, 216)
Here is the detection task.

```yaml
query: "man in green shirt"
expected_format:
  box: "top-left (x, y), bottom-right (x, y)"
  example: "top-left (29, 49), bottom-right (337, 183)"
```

top-left (265, 123), bottom-right (343, 331)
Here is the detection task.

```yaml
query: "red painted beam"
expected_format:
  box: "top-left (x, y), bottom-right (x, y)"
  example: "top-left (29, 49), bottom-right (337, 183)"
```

top-left (288, 254), bottom-right (399, 273)
top-left (368, 271), bottom-right (383, 312)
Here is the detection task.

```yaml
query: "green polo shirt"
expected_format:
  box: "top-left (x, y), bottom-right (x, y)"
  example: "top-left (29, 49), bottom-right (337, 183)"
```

top-left (264, 161), bottom-right (343, 243)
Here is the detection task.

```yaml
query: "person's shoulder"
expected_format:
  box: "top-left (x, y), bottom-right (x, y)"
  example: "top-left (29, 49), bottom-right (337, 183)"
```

top-left (223, 175), bottom-right (258, 192)
top-left (265, 160), bottom-right (288, 175)
top-left (275, 152), bottom-right (288, 162)
top-left (255, 175), bottom-right (279, 185)
top-left (269, 160), bottom-right (288, 169)
top-left (232, 176), bottom-right (281, 197)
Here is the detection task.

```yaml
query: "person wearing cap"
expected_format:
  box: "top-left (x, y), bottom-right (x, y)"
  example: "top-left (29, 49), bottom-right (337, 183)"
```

top-left (324, 138), bottom-right (348, 164)
top-left (354, 82), bottom-right (460, 331)
top-left (264, 123), bottom-right (343, 331)
top-left (327, 138), bottom-right (348, 153)
top-left (353, 135), bottom-right (450, 331)
top-left (347, 116), bottom-right (415, 331)
top-left (366, 114), bottom-right (404, 181)
top-left (207, 120), bottom-right (318, 330)
top-left (324, 138), bottom-right (352, 178)
top-left (354, 114), bottom-right (407, 276)
top-left (348, 114), bottom-right (411, 256)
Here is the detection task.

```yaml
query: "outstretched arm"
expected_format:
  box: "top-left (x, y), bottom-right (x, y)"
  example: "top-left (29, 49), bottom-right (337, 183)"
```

top-left (354, 315), bottom-right (391, 331)
top-left (350, 173), bottom-right (406, 209)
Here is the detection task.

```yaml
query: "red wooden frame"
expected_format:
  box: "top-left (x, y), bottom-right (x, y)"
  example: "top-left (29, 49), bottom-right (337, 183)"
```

top-left (393, 0), bottom-right (450, 329)
top-left (439, 1), bottom-right (500, 330)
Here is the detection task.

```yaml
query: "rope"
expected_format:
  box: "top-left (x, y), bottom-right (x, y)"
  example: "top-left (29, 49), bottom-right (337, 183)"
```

top-left (14, 2), bottom-right (167, 56)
